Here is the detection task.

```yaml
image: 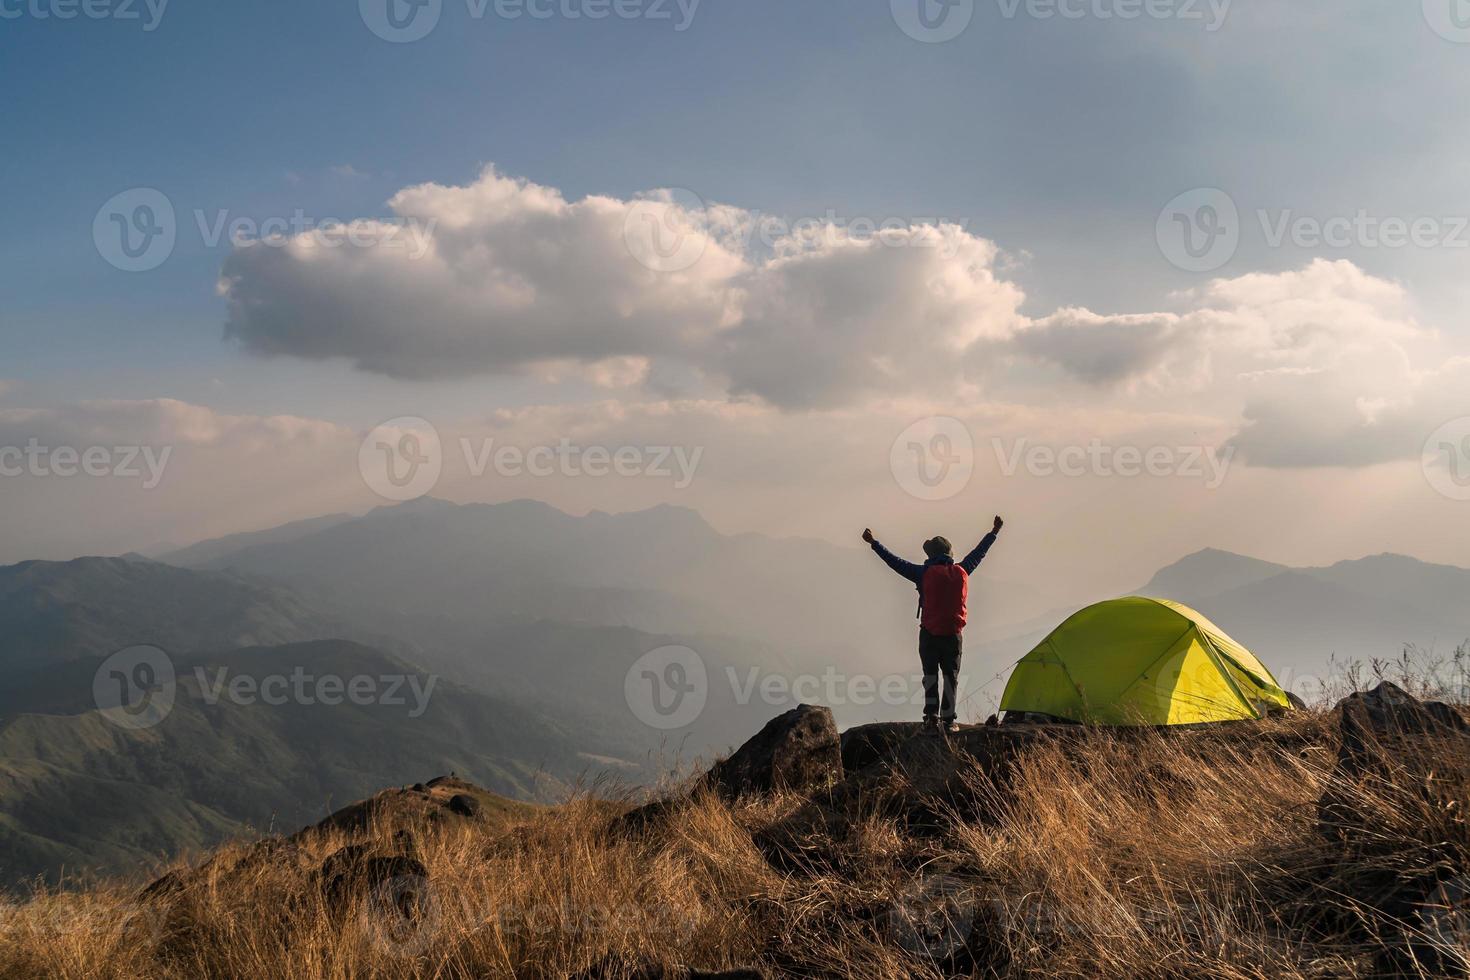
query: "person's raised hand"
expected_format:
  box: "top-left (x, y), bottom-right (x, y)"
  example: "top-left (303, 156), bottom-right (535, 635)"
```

top-left (862, 528), bottom-right (875, 544)
top-left (993, 515), bottom-right (1005, 533)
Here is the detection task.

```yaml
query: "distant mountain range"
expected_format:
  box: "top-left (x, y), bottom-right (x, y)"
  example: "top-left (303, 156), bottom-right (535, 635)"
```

top-left (0, 555), bottom-right (354, 671)
top-left (1135, 548), bottom-right (1470, 682)
top-left (972, 547), bottom-right (1470, 708)
top-left (157, 512), bottom-right (356, 568)
top-left (157, 497), bottom-right (1046, 737)
top-left (1, 502), bottom-right (1465, 887)
top-left (162, 497), bottom-right (1040, 672)
top-left (0, 639), bottom-right (596, 885)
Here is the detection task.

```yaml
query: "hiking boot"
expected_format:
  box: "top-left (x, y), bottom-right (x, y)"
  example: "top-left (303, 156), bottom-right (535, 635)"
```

top-left (922, 717), bottom-right (940, 736)
top-left (943, 720), bottom-right (960, 735)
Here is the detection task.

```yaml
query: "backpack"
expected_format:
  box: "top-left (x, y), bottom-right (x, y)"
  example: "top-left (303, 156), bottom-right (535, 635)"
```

top-left (919, 562), bottom-right (968, 636)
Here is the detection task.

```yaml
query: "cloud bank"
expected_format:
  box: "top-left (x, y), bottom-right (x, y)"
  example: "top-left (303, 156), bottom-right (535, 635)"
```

top-left (217, 166), bottom-right (1464, 468)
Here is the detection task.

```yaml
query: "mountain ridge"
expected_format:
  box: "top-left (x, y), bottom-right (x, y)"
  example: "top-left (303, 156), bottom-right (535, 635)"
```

top-left (0, 638), bottom-right (615, 886)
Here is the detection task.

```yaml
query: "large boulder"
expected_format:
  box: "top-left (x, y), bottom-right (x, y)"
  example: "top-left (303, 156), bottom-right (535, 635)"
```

top-left (1316, 683), bottom-right (1470, 975)
top-left (321, 853), bottom-right (431, 913)
top-left (1337, 681), bottom-right (1468, 763)
top-left (1317, 681), bottom-right (1470, 844)
top-left (613, 706), bottom-right (842, 838)
top-left (753, 724), bottom-right (1079, 877)
top-left (319, 828), bottom-right (428, 911)
top-left (839, 721), bottom-right (923, 772)
top-left (702, 704), bottom-right (842, 799)
top-left (832, 723), bottom-right (1087, 832)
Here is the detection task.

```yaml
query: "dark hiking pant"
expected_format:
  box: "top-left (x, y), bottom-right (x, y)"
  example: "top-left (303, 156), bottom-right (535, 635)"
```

top-left (918, 628), bottom-right (963, 723)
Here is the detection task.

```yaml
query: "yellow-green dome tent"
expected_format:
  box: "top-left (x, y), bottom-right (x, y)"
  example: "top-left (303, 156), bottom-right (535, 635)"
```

top-left (998, 596), bottom-right (1292, 726)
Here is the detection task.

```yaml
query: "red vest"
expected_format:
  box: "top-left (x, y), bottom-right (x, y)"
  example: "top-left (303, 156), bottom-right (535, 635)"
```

top-left (920, 562), bottom-right (968, 635)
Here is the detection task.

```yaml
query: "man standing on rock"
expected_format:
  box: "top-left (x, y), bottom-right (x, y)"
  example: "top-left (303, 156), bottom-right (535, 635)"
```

top-left (862, 517), bottom-right (1004, 735)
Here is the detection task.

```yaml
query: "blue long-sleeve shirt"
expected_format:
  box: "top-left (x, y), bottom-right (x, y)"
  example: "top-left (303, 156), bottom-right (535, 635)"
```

top-left (870, 531), bottom-right (998, 584)
top-left (870, 532), bottom-right (999, 631)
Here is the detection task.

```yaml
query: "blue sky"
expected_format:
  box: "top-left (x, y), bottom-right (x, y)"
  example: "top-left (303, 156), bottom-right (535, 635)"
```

top-left (2, 0), bottom-right (1469, 583)
top-left (6, 1), bottom-right (1467, 411)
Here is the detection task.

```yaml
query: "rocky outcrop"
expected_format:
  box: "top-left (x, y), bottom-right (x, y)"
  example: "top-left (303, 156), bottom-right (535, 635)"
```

top-left (615, 706), bottom-right (842, 838)
top-left (839, 721), bottom-right (920, 772)
top-left (1315, 683), bottom-right (1470, 977)
top-left (831, 722), bottom-right (1088, 832)
top-left (622, 711), bottom-right (1122, 849)
top-left (1327, 682), bottom-right (1467, 775)
top-left (321, 850), bottom-right (430, 914)
top-left (447, 793), bottom-right (481, 818)
top-left (702, 704), bottom-right (843, 799)
top-left (1317, 681), bottom-right (1470, 845)
top-left (135, 777), bottom-right (526, 904)
top-left (299, 776), bottom-right (531, 837)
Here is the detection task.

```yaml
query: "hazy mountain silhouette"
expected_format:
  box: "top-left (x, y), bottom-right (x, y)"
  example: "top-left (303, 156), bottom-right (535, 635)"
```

top-left (158, 512), bottom-right (355, 568)
top-left (171, 499), bottom-right (889, 644)
top-left (0, 640), bottom-right (609, 886)
top-left (153, 503), bottom-right (1470, 707)
top-left (965, 548), bottom-right (1470, 710)
top-left (0, 556), bottom-right (371, 671)
top-left (1137, 549), bottom-right (1470, 683)
top-left (0, 535), bottom-right (905, 772)
top-left (1138, 547), bottom-right (1290, 599)
top-left (164, 498), bottom-right (1046, 695)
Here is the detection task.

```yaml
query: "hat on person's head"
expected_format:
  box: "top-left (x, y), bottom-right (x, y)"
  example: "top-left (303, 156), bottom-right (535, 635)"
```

top-left (922, 536), bottom-right (953, 558)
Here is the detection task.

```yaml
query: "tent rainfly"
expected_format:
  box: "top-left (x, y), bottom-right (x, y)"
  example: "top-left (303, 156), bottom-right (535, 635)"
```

top-left (998, 596), bottom-right (1293, 726)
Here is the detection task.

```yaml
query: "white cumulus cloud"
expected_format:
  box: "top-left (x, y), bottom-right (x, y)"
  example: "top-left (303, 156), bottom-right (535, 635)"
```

top-left (216, 168), bottom-right (1467, 468)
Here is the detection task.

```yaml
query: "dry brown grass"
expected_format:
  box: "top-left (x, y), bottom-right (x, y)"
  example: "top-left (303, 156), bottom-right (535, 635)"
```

top-left (3, 706), bottom-right (1467, 979)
